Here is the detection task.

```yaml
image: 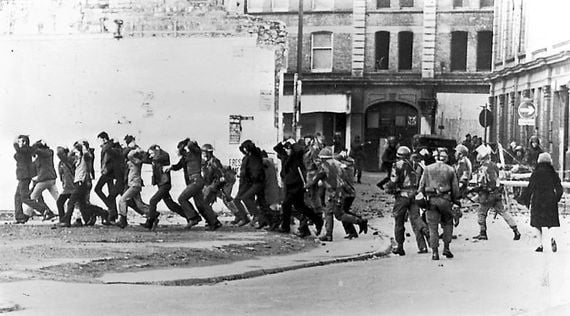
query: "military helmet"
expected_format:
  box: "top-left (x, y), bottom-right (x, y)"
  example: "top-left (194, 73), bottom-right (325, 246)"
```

top-left (201, 143), bottom-right (214, 152)
top-left (396, 146), bottom-right (411, 159)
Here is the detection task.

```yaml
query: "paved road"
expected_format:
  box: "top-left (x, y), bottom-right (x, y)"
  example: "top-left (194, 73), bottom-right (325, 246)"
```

top-left (2, 213), bottom-right (570, 315)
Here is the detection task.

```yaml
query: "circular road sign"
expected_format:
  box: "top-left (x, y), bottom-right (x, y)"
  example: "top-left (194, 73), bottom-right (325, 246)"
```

top-left (518, 99), bottom-right (536, 119)
top-left (479, 109), bottom-right (493, 128)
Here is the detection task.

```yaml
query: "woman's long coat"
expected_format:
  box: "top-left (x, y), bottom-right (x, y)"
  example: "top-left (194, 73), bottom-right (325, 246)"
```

top-left (518, 162), bottom-right (563, 228)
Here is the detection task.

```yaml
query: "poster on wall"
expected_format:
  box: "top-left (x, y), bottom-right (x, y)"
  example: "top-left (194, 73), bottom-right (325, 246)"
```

top-left (229, 115), bottom-right (242, 144)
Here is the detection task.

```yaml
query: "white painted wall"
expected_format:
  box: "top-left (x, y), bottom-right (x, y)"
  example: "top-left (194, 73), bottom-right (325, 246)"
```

top-left (0, 35), bottom-right (279, 210)
top-left (436, 92), bottom-right (489, 141)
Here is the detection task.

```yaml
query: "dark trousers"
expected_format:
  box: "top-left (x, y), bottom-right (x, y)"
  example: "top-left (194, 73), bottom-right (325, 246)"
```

top-left (15, 179), bottom-right (47, 220)
top-left (426, 196), bottom-right (453, 250)
top-left (95, 174), bottom-right (119, 219)
top-left (393, 195), bottom-right (428, 251)
top-left (281, 187), bottom-right (321, 231)
top-left (354, 159), bottom-right (363, 182)
top-left (62, 182), bottom-right (89, 225)
top-left (341, 196), bottom-right (358, 235)
top-left (150, 184), bottom-right (184, 219)
top-left (178, 175), bottom-right (218, 225)
top-left (57, 193), bottom-right (71, 219)
top-left (234, 181), bottom-right (268, 219)
top-left (324, 194), bottom-right (362, 237)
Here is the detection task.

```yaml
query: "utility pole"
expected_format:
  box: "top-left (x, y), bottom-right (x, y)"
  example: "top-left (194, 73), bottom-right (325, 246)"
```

top-left (292, 0), bottom-right (303, 140)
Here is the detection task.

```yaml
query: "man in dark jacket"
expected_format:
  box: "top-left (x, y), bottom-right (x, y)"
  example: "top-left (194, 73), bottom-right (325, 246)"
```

top-left (349, 135), bottom-right (368, 184)
top-left (274, 139), bottom-right (323, 236)
top-left (377, 136), bottom-right (398, 190)
top-left (29, 140), bottom-right (59, 220)
top-left (95, 132), bottom-right (123, 222)
top-left (141, 144), bottom-right (185, 230)
top-left (14, 135), bottom-right (48, 223)
top-left (233, 140), bottom-right (269, 228)
top-left (171, 138), bottom-right (221, 230)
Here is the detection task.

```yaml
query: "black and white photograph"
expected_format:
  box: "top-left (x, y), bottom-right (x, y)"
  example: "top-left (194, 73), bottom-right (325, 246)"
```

top-left (0, 0), bottom-right (569, 314)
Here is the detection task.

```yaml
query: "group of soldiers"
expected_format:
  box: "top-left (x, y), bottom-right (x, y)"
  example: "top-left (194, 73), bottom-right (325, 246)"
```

top-left (379, 139), bottom-right (522, 260)
top-left (12, 132), bottom-right (369, 242)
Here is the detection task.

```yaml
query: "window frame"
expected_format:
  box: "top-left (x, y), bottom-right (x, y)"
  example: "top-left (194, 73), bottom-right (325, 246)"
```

top-left (312, 0), bottom-right (334, 11)
top-left (398, 31), bottom-right (414, 71)
top-left (450, 31), bottom-right (468, 71)
top-left (476, 30), bottom-right (493, 71)
top-left (376, 0), bottom-right (391, 9)
top-left (375, 31), bottom-right (390, 70)
top-left (311, 32), bottom-right (334, 72)
top-left (480, 0), bottom-right (494, 8)
top-left (271, 0), bottom-right (289, 11)
top-left (399, 0), bottom-right (413, 8)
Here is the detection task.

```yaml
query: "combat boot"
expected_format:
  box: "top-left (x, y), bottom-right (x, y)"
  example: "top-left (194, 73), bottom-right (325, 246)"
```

top-left (472, 231), bottom-right (488, 240)
top-left (443, 245), bottom-right (454, 258)
top-left (432, 248), bottom-right (440, 260)
top-left (319, 235), bottom-right (332, 242)
top-left (512, 226), bottom-right (521, 240)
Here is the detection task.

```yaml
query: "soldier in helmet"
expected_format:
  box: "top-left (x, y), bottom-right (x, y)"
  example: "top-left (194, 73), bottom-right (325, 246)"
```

top-left (377, 136), bottom-right (398, 190)
top-left (454, 144), bottom-right (472, 196)
top-left (472, 151), bottom-right (521, 241)
top-left (313, 147), bottom-right (368, 242)
top-left (385, 146), bottom-right (429, 255)
top-left (418, 149), bottom-right (461, 260)
top-left (200, 143), bottom-right (226, 230)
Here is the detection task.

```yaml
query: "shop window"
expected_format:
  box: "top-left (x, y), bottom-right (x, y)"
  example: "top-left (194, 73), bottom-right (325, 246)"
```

top-left (477, 31), bottom-right (493, 71)
top-left (480, 0), bottom-right (494, 7)
top-left (375, 31), bottom-right (390, 70)
top-left (398, 31), bottom-right (413, 70)
top-left (453, 0), bottom-right (463, 7)
top-left (377, 0), bottom-right (390, 8)
top-left (272, 0), bottom-right (288, 11)
top-left (395, 116), bottom-right (406, 127)
top-left (450, 31), bottom-right (468, 71)
top-left (312, 0), bottom-right (333, 11)
top-left (311, 32), bottom-right (333, 72)
top-left (399, 0), bottom-right (413, 8)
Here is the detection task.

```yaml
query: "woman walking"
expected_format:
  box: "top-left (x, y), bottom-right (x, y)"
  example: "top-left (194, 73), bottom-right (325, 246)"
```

top-left (518, 153), bottom-right (563, 252)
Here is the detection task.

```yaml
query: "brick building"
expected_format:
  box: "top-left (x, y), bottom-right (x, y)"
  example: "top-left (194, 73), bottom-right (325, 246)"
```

top-left (241, 0), bottom-right (494, 170)
top-left (488, 0), bottom-right (570, 176)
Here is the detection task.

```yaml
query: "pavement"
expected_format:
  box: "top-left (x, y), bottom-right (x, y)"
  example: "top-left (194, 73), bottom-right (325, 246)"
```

top-left (96, 217), bottom-right (392, 285)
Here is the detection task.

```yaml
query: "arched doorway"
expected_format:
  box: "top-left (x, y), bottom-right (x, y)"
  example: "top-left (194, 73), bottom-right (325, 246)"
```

top-left (364, 102), bottom-right (420, 171)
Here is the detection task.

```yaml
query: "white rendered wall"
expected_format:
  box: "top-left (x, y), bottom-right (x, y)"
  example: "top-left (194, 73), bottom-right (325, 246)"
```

top-left (0, 35), bottom-right (279, 211)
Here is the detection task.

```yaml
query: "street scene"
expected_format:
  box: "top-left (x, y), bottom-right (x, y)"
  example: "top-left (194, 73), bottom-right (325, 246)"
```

top-left (1, 0), bottom-right (570, 315)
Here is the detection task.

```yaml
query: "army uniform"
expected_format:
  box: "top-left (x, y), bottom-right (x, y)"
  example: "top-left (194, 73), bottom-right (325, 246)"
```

top-left (386, 146), bottom-right (429, 255)
top-left (418, 150), bottom-right (460, 260)
top-left (473, 154), bottom-right (520, 241)
top-left (316, 148), bottom-right (367, 242)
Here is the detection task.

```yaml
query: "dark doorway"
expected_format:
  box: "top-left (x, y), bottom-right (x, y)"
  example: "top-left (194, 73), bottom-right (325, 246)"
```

top-left (364, 102), bottom-right (419, 171)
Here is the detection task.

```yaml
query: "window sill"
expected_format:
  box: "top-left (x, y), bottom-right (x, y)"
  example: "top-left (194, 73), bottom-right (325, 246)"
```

top-left (311, 69), bottom-right (334, 73)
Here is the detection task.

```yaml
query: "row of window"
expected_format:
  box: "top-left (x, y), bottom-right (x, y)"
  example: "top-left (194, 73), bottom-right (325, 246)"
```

top-left (248, 0), bottom-right (494, 12)
top-left (310, 30), bottom-right (492, 72)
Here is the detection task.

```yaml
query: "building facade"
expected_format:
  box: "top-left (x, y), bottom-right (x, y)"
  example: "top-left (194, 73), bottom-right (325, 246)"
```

top-left (243, 0), bottom-right (494, 170)
top-left (488, 0), bottom-right (570, 177)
